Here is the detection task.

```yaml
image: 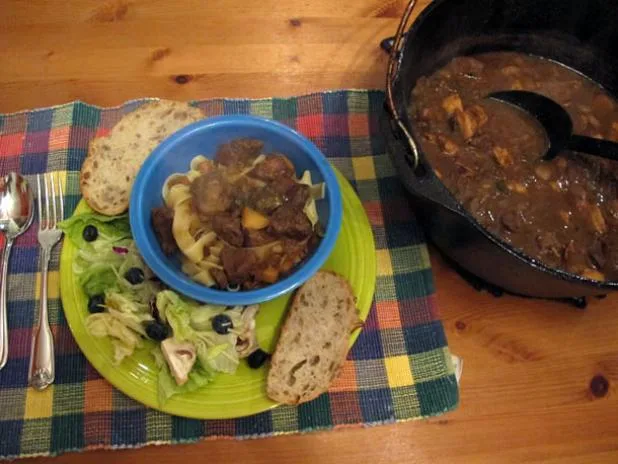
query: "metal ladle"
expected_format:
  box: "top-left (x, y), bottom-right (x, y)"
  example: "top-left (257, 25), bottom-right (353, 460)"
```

top-left (488, 90), bottom-right (618, 161)
top-left (0, 173), bottom-right (34, 370)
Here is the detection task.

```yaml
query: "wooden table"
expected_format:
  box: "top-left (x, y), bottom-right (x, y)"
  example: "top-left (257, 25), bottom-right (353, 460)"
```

top-left (2, 1), bottom-right (618, 462)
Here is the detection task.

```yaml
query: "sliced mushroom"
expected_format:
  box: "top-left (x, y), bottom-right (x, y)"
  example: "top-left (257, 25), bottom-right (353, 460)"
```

top-left (235, 304), bottom-right (260, 358)
top-left (161, 338), bottom-right (197, 386)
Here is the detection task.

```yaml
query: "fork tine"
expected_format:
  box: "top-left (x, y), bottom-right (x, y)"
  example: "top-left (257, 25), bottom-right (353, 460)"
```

top-left (44, 174), bottom-right (50, 230)
top-left (36, 174), bottom-right (43, 230)
top-left (57, 174), bottom-right (64, 221)
top-left (49, 173), bottom-right (57, 228)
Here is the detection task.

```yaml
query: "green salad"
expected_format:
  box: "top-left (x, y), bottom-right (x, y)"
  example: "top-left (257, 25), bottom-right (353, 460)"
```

top-left (59, 212), bottom-right (262, 405)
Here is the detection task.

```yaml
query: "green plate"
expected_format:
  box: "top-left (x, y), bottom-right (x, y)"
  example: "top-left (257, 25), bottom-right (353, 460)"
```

top-left (60, 169), bottom-right (376, 419)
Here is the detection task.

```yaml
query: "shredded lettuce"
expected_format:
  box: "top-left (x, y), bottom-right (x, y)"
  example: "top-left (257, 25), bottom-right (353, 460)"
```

top-left (67, 212), bottom-right (257, 406)
top-left (70, 229), bottom-right (158, 301)
top-left (152, 347), bottom-right (214, 405)
top-left (156, 290), bottom-right (244, 376)
top-left (105, 293), bottom-right (152, 335)
top-left (197, 334), bottom-right (239, 373)
top-left (84, 291), bottom-right (154, 364)
top-left (59, 212), bottom-right (131, 249)
top-left (158, 363), bottom-right (213, 406)
top-left (78, 263), bottom-right (118, 297)
top-left (155, 291), bottom-right (196, 341)
top-left (86, 312), bottom-right (147, 364)
top-left (60, 212), bottom-right (140, 297)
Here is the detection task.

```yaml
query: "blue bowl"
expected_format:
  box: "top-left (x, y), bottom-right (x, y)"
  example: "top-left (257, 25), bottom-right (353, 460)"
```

top-left (129, 115), bottom-right (343, 305)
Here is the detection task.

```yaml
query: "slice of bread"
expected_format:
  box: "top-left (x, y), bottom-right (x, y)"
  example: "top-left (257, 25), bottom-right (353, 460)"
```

top-left (80, 100), bottom-right (204, 215)
top-left (267, 270), bottom-right (362, 405)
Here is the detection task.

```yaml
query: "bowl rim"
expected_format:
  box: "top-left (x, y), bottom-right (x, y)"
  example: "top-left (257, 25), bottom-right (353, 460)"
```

top-left (129, 114), bottom-right (343, 305)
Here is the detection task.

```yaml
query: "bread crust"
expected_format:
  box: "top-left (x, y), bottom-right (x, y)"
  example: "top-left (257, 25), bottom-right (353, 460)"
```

top-left (267, 270), bottom-right (362, 405)
top-left (79, 100), bottom-right (204, 215)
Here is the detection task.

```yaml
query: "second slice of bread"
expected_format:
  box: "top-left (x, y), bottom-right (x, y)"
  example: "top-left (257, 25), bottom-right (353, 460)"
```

top-left (267, 270), bottom-right (362, 405)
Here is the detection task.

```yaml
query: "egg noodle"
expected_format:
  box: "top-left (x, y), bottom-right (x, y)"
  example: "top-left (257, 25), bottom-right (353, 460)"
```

top-left (162, 155), bottom-right (325, 287)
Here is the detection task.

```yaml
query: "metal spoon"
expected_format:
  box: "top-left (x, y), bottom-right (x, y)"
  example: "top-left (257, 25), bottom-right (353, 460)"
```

top-left (0, 173), bottom-right (34, 370)
top-left (488, 90), bottom-right (618, 161)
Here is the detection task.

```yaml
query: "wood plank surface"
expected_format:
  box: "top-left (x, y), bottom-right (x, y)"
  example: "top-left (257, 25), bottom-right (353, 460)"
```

top-left (2, 1), bottom-right (617, 463)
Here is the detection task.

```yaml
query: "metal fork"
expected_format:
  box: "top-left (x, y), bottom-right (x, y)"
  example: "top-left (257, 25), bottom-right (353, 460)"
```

top-left (28, 173), bottom-right (64, 390)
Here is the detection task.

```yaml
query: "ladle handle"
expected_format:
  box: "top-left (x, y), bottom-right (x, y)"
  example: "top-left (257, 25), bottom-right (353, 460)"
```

top-left (567, 135), bottom-right (618, 161)
top-left (0, 238), bottom-right (14, 370)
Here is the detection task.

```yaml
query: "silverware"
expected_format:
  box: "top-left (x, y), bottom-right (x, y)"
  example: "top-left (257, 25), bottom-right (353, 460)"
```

top-left (28, 173), bottom-right (64, 390)
top-left (0, 173), bottom-right (34, 370)
top-left (488, 90), bottom-right (618, 161)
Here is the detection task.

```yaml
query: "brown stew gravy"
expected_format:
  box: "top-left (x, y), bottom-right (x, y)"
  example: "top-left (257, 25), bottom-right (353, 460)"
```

top-left (409, 52), bottom-right (618, 281)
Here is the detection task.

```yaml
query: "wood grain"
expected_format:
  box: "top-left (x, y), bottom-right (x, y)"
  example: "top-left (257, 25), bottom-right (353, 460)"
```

top-left (3, 0), bottom-right (618, 462)
top-left (0, 0), bottom-right (414, 112)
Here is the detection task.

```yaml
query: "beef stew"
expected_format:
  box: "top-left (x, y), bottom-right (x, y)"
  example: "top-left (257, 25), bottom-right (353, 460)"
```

top-left (151, 138), bottom-right (324, 290)
top-left (410, 52), bottom-right (618, 281)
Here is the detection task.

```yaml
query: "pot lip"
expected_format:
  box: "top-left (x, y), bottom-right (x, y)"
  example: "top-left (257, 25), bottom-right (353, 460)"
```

top-left (387, 0), bottom-right (618, 291)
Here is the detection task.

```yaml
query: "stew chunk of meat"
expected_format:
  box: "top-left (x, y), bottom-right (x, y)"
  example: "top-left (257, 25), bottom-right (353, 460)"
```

top-left (269, 176), bottom-right (297, 195)
top-left (190, 171), bottom-right (233, 216)
top-left (151, 206), bottom-right (177, 255)
top-left (210, 268), bottom-right (229, 289)
top-left (215, 138), bottom-right (263, 167)
top-left (212, 212), bottom-right (244, 247)
top-left (244, 228), bottom-right (276, 247)
top-left (251, 154), bottom-right (295, 181)
top-left (285, 183), bottom-right (310, 208)
top-left (252, 186), bottom-right (284, 214)
top-left (269, 204), bottom-right (313, 240)
top-left (220, 247), bottom-right (258, 285)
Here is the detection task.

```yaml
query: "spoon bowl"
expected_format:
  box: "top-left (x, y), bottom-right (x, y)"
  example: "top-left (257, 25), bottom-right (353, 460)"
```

top-left (0, 173), bottom-right (35, 236)
top-left (0, 172), bottom-right (34, 369)
top-left (488, 90), bottom-right (618, 162)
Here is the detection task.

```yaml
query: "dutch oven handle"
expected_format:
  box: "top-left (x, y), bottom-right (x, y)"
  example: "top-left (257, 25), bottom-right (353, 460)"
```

top-left (385, 0), bottom-right (421, 171)
top-left (381, 0), bottom-right (463, 213)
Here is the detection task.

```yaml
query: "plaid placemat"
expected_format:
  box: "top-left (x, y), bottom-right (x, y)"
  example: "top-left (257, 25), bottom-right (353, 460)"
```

top-left (0, 90), bottom-right (458, 460)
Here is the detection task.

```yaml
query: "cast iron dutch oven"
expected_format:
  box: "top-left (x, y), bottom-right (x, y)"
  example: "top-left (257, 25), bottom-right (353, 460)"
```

top-left (381, 0), bottom-right (618, 299)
